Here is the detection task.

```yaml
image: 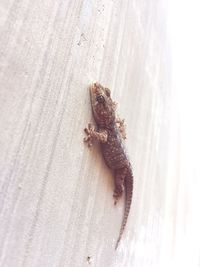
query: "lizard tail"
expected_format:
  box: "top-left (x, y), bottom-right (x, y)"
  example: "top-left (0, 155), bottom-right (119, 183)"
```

top-left (115, 168), bottom-right (133, 250)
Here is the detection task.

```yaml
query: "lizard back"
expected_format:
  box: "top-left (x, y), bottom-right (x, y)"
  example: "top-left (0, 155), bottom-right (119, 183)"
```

top-left (101, 126), bottom-right (129, 170)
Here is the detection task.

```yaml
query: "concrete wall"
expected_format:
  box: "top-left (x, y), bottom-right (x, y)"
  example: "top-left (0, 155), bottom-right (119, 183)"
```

top-left (0, 0), bottom-right (199, 266)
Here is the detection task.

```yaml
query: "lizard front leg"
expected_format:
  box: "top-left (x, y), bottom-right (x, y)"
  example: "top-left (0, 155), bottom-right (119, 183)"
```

top-left (113, 167), bottom-right (128, 205)
top-left (116, 117), bottom-right (126, 139)
top-left (84, 123), bottom-right (108, 147)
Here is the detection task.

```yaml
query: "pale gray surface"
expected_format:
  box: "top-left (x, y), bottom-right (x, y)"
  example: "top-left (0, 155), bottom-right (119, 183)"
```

top-left (0, 0), bottom-right (199, 267)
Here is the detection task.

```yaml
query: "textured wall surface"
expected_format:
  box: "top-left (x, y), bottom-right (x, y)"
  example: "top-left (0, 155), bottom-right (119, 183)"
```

top-left (0, 0), bottom-right (199, 266)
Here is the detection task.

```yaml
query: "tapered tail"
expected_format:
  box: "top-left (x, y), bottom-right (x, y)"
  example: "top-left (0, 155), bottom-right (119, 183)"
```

top-left (115, 169), bottom-right (133, 250)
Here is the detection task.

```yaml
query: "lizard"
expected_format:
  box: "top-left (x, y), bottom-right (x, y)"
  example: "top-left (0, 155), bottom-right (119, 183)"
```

top-left (84, 82), bottom-right (134, 249)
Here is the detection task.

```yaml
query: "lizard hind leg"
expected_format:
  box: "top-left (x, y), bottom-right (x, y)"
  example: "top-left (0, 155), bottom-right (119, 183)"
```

top-left (113, 167), bottom-right (127, 205)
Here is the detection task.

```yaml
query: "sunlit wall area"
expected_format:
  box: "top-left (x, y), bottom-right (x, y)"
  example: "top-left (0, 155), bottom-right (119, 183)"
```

top-left (162, 1), bottom-right (200, 266)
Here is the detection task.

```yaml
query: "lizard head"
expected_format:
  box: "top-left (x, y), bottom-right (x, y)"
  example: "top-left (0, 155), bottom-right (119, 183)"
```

top-left (90, 82), bottom-right (116, 127)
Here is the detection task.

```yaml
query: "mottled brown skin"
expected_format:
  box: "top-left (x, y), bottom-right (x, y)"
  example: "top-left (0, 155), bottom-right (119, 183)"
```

top-left (84, 83), bottom-right (134, 249)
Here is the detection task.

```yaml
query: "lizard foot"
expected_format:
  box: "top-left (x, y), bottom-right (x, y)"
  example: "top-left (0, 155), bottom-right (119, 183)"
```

top-left (84, 123), bottom-right (95, 147)
top-left (116, 118), bottom-right (126, 139)
top-left (113, 190), bottom-right (123, 205)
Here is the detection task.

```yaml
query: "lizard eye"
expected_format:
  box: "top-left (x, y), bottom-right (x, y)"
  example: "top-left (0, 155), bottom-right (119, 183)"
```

top-left (96, 94), bottom-right (105, 103)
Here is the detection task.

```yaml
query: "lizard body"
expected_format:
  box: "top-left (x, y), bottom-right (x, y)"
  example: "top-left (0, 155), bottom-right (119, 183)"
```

top-left (84, 82), bottom-right (134, 249)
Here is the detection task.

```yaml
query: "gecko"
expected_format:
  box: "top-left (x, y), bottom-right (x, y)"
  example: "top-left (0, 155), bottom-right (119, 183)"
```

top-left (84, 82), bottom-right (134, 249)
